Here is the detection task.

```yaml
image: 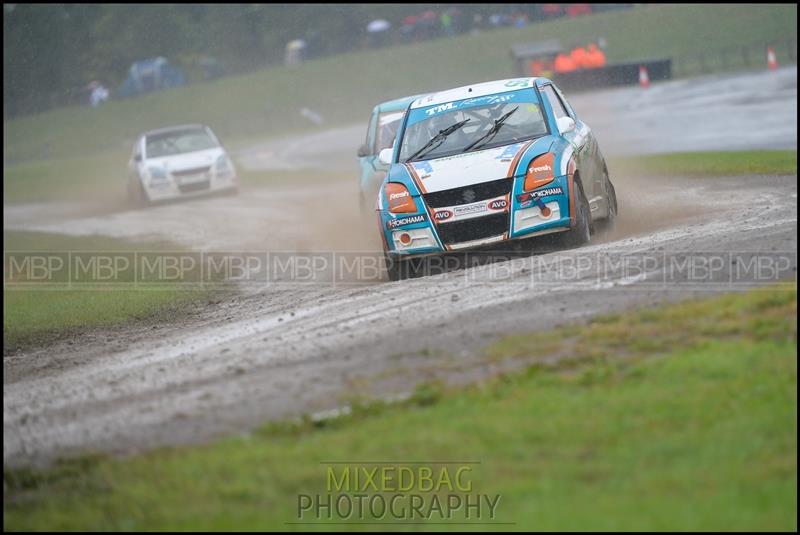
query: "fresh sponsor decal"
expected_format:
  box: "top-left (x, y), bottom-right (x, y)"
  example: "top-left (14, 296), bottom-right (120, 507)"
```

top-left (487, 198), bottom-right (508, 210)
top-left (389, 190), bottom-right (410, 201)
top-left (387, 214), bottom-right (427, 229)
top-left (531, 163), bottom-right (552, 174)
top-left (516, 186), bottom-right (564, 203)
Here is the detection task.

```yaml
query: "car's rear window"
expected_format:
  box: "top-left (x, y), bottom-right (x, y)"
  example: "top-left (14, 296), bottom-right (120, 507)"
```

top-left (145, 128), bottom-right (218, 159)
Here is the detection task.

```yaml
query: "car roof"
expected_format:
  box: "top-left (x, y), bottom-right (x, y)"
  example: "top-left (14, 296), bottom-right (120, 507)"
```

top-left (141, 124), bottom-right (210, 138)
top-left (375, 94), bottom-right (427, 113)
top-left (410, 78), bottom-right (545, 109)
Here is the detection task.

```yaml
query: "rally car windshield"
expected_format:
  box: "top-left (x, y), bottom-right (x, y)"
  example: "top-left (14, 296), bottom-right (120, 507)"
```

top-left (399, 89), bottom-right (548, 163)
top-left (145, 129), bottom-right (219, 159)
top-left (375, 111), bottom-right (405, 153)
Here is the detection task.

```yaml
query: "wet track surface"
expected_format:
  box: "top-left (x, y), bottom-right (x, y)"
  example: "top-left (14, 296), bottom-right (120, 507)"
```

top-left (4, 68), bottom-right (798, 466)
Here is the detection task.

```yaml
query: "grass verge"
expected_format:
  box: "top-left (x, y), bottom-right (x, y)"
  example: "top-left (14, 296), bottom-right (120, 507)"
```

top-left (4, 284), bottom-right (796, 530)
top-left (3, 231), bottom-right (220, 353)
top-left (2, 147), bottom-right (323, 204)
top-left (3, 147), bottom-right (131, 204)
top-left (612, 150), bottom-right (798, 178)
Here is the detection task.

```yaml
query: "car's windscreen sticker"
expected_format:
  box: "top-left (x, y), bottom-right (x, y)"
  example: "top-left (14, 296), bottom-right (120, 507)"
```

top-left (413, 160), bottom-right (434, 178)
top-left (495, 142), bottom-right (525, 162)
top-left (408, 89), bottom-right (538, 126)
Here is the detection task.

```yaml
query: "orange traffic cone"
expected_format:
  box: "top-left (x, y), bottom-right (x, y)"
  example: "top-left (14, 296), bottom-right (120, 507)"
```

top-left (767, 47), bottom-right (778, 71)
top-left (638, 65), bottom-right (650, 88)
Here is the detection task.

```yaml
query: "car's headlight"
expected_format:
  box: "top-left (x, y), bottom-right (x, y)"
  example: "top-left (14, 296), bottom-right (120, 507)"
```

top-left (215, 154), bottom-right (231, 173)
top-left (148, 166), bottom-right (167, 180)
top-left (523, 153), bottom-right (555, 191)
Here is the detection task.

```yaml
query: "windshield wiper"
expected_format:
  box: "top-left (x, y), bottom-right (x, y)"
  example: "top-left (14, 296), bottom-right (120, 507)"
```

top-left (462, 107), bottom-right (519, 153)
top-left (405, 118), bottom-right (471, 162)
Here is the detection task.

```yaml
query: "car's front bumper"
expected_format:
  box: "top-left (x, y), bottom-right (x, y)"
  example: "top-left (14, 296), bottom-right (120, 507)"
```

top-left (380, 176), bottom-right (573, 258)
top-left (143, 171), bottom-right (239, 202)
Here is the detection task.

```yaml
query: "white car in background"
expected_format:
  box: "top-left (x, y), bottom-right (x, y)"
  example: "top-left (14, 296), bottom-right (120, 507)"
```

top-left (127, 124), bottom-right (238, 204)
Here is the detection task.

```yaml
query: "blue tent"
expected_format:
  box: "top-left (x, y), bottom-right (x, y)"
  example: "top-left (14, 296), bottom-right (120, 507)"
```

top-left (117, 57), bottom-right (185, 98)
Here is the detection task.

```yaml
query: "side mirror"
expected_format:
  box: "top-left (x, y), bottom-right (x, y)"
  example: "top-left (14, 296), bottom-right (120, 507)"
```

top-left (378, 148), bottom-right (394, 166)
top-left (357, 144), bottom-right (371, 158)
top-left (557, 116), bottom-right (576, 135)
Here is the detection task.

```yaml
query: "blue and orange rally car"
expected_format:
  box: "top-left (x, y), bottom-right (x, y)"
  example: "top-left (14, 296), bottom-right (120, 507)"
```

top-left (375, 77), bottom-right (617, 280)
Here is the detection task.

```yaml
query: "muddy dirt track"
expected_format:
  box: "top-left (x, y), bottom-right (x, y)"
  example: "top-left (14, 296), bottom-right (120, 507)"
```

top-left (4, 68), bottom-right (798, 466)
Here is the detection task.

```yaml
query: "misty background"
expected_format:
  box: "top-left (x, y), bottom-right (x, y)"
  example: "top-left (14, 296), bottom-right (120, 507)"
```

top-left (3, 3), bottom-right (633, 118)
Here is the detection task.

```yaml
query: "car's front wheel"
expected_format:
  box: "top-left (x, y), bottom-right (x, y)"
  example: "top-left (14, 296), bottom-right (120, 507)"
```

top-left (384, 254), bottom-right (426, 281)
top-left (595, 170), bottom-right (617, 233)
top-left (562, 180), bottom-right (591, 248)
top-left (127, 176), bottom-right (150, 208)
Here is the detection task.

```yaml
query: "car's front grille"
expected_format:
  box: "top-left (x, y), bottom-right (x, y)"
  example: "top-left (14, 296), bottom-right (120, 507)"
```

top-left (435, 212), bottom-right (509, 246)
top-left (172, 166), bottom-right (211, 177)
top-left (177, 180), bottom-right (211, 193)
top-left (423, 178), bottom-right (513, 208)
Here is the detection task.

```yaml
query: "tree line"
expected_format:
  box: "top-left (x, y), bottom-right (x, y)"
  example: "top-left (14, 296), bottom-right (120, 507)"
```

top-left (3, 4), bottom-right (605, 119)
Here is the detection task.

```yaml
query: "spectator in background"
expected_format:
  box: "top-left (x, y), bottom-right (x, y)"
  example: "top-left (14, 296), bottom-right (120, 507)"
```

top-left (400, 14), bottom-right (417, 43)
top-left (472, 13), bottom-right (484, 32)
top-left (541, 4), bottom-right (562, 20)
top-left (284, 39), bottom-right (306, 66)
top-left (554, 52), bottom-right (577, 73)
top-left (88, 81), bottom-right (109, 108)
top-left (570, 45), bottom-right (590, 69)
top-left (566, 4), bottom-right (592, 18)
top-left (440, 10), bottom-right (454, 37)
top-left (528, 58), bottom-right (554, 77)
top-left (418, 10), bottom-right (438, 40)
top-left (448, 7), bottom-right (466, 34)
top-left (366, 19), bottom-right (391, 48)
top-left (585, 43), bottom-right (607, 68)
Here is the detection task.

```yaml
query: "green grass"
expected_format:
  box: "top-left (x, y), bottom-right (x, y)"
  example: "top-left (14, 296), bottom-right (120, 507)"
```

top-left (3, 231), bottom-right (218, 353)
top-left (613, 150), bottom-right (798, 178)
top-left (4, 4), bottom-right (796, 164)
top-left (1, 151), bottom-right (319, 204)
top-left (2, 147), bottom-right (132, 204)
top-left (4, 285), bottom-right (796, 530)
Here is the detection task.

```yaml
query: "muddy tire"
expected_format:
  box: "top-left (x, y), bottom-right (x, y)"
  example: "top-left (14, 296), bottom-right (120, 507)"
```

top-left (596, 171), bottom-right (618, 233)
top-left (385, 254), bottom-right (426, 281)
top-left (562, 180), bottom-right (592, 248)
top-left (127, 177), bottom-right (150, 208)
